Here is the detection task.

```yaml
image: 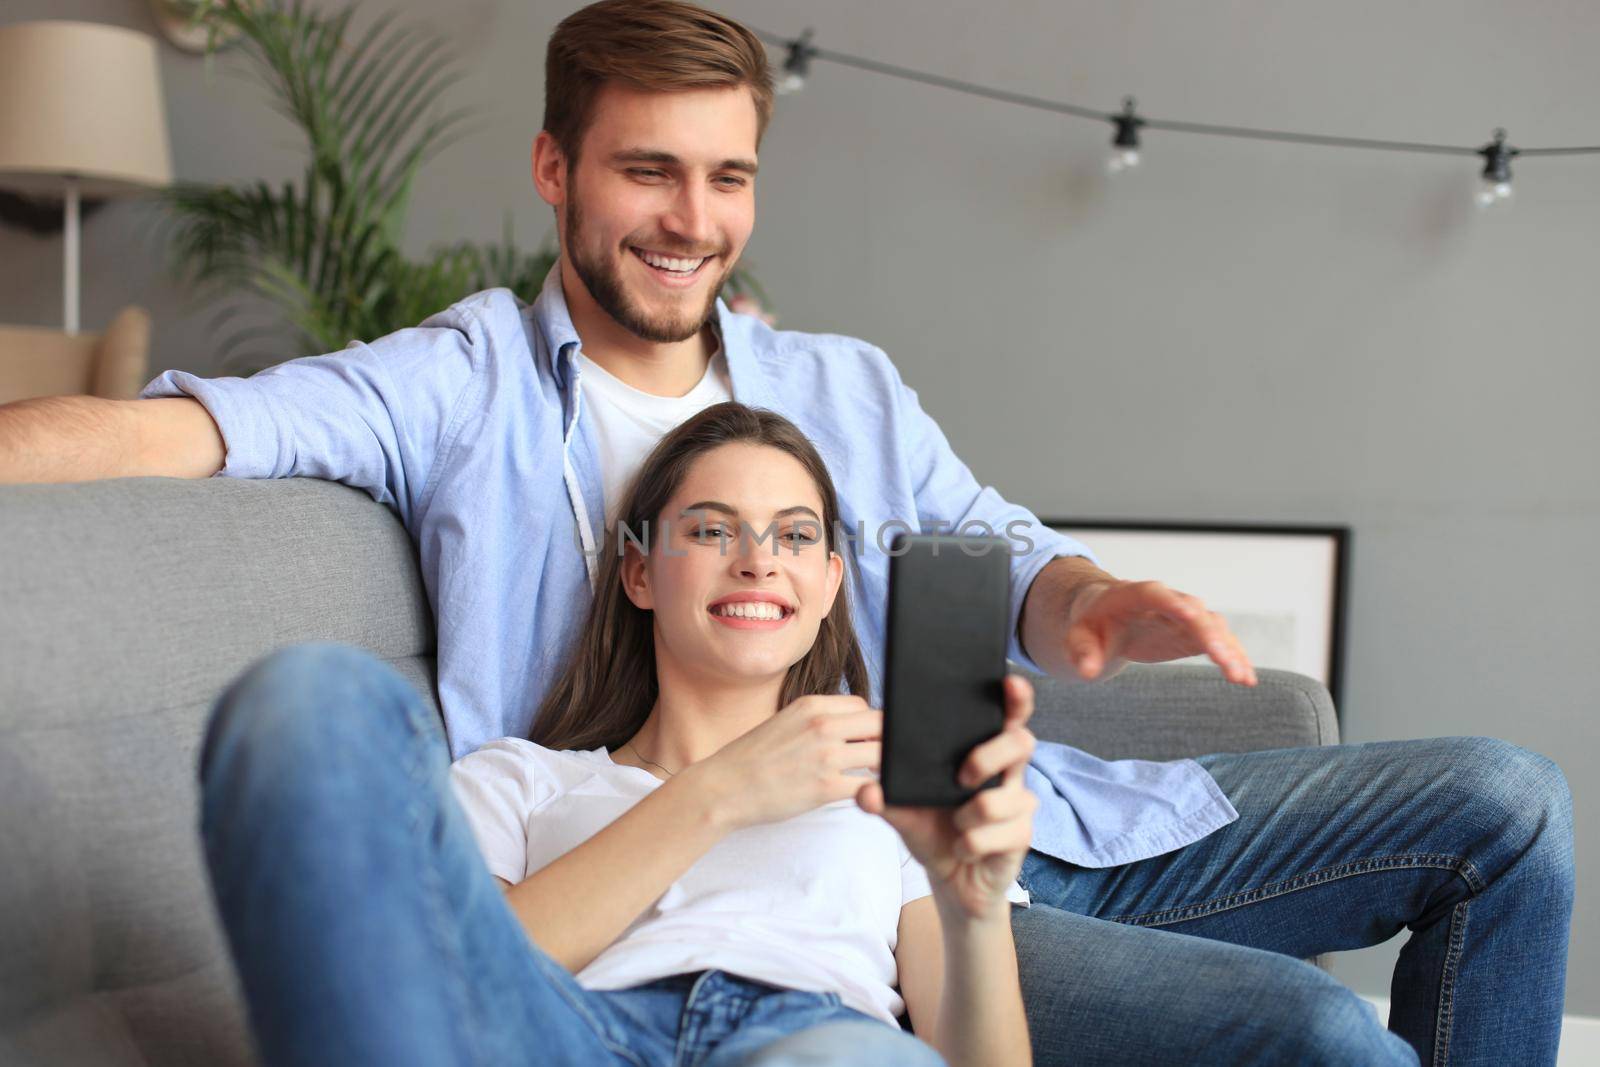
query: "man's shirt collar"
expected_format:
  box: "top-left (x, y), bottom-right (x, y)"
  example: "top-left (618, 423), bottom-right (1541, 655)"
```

top-left (532, 260), bottom-right (760, 402)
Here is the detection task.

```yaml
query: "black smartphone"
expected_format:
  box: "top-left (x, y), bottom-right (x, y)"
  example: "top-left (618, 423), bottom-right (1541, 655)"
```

top-left (880, 532), bottom-right (1010, 806)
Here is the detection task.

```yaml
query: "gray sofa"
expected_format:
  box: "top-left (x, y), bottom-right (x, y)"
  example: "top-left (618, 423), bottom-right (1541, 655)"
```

top-left (0, 475), bottom-right (1340, 1067)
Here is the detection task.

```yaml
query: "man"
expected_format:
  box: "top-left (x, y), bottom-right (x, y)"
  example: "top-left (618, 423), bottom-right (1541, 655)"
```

top-left (0, 1), bottom-right (1571, 1063)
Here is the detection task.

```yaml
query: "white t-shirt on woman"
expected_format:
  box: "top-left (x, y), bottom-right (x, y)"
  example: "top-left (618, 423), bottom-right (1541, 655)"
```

top-left (450, 737), bottom-right (948, 1025)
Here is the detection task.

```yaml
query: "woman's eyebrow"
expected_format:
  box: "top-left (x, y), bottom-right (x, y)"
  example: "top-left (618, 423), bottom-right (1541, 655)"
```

top-left (679, 501), bottom-right (820, 521)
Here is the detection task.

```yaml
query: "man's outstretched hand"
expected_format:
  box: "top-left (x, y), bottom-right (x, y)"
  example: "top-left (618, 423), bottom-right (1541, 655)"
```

top-left (1064, 578), bottom-right (1258, 686)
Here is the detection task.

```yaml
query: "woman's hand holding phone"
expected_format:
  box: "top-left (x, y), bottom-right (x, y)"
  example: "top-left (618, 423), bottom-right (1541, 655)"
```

top-left (682, 694), bottom-right (884, 832)
top-left (857, 675), bottom-right (1039, 921)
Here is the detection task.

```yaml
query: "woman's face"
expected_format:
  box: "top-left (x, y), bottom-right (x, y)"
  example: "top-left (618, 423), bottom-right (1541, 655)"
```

top-left (622, 442), bottom-right (845, 687)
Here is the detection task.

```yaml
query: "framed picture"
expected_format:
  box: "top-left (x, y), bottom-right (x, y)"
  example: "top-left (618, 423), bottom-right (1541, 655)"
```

top-left (1043, 520), bottom-right (1350, 711)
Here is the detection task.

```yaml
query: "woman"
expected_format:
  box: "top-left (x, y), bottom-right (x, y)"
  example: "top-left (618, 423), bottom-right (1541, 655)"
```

top-left (199, 402), bottom-right (1038, 1067)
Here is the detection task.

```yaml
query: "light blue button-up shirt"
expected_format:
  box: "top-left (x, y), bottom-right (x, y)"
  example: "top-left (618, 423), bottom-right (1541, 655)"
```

top-left (141, 265), bottom-right (1236, 868)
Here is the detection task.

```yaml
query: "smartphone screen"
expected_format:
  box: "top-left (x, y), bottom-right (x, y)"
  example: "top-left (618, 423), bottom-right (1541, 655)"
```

top-left (880, 533), bottom-right (1010, 806)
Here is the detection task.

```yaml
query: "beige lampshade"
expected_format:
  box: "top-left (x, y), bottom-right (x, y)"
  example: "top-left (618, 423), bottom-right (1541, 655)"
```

top-left (0, 20), bottom-right (173, 198)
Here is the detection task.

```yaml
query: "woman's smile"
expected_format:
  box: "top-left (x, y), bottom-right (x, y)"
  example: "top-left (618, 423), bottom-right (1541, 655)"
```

top-left (707, 592), bottom-right (795, 630)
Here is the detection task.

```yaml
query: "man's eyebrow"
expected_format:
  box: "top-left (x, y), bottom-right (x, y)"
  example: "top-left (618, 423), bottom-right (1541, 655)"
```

top-left (679, 502), bottom-right (821, 522)
top-left (610, 149), bottom-right (759, 176)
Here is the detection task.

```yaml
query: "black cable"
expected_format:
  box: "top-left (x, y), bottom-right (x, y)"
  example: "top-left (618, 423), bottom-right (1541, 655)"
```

top-left (751, 27), bottom-right (1600, 159)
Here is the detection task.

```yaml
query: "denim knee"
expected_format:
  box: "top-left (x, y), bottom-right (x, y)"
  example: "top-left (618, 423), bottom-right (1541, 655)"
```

top-left (1435, 737), bottom-right (1574, 883)
top-left (201, 640), bottom-right (436, 790)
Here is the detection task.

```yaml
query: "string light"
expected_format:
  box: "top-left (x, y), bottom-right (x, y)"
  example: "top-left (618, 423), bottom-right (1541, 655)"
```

top-left (776, 28), bottom-right (815, 95)
top-left (754, 27), bottom-right (1600, 206)
top-left (1476, 128), bottom-right (1517, 207)
top-left (1108, 96), bottom-right (1144, 173)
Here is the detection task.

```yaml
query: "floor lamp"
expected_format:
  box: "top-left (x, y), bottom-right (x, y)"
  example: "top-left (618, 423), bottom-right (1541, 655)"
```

top-left (0, 21), bottom-right (173, 335)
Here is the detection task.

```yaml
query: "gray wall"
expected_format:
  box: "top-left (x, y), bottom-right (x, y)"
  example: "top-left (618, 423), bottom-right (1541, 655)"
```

top-left (3, 0), bottom-right (1594, 1014)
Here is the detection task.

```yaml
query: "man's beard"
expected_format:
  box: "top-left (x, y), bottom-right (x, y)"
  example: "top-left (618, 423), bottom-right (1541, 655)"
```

top-left (564, 191), bottom-right (729, 344)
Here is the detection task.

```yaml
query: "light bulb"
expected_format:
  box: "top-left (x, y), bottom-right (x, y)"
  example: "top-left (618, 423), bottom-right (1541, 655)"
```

top-left (1475, 129), bottom-right (1516, 208)
top-left (1476, 178), bottom-right (1514, 207)
top-left (777, 31), bottom-right (815, 97)
top-left (1107, 97), bottom-right (1144, 177)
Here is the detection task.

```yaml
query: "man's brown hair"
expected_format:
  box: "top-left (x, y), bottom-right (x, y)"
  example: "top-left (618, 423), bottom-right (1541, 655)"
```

top-left (544, 0), bottom-right (774, 166)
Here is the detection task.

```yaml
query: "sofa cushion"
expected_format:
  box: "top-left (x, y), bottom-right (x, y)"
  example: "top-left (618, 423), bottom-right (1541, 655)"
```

top-left (0, 477), bottom-right (437, 1067)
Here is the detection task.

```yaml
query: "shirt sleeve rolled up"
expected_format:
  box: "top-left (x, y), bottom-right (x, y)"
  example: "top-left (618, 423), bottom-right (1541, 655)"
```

top-left (139, 305), bottom-right (485, 528)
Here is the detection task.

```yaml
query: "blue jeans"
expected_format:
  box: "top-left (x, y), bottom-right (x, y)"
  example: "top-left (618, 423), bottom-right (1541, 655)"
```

top-left (201, 643), bottom-right (1574, 1067)
top-left (199, 643), bottom-right (945, 1067)
top-left (1014, 738), bottom-right (1574, 1066)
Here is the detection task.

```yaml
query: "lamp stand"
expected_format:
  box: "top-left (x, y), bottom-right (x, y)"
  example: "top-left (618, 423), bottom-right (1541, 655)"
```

top-left (63, 175), bottom-right (80, 335)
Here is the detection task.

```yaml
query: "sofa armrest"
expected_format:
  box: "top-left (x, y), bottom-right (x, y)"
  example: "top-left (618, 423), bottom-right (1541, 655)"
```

top-left (88, 305), bottom-right (151, 400)
top-left (1021, 664), bottom-right (1339, 761)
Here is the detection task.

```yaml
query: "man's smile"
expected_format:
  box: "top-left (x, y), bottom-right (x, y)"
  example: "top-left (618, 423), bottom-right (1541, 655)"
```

top-left (630, 246), bottom-right (712, 286)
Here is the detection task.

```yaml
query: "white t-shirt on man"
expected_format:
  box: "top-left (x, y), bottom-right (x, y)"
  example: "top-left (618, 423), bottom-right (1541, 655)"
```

top-left (574, 342), bottom-right (733, 529)
top-left (449, 738), bottom-right (935, 1025)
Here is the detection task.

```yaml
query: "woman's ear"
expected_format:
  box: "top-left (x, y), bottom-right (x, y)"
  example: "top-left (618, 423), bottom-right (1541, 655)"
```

top-left (621, 543), bottom-right (654, 610)
top-left (821, 550), bottom-right (845, 614)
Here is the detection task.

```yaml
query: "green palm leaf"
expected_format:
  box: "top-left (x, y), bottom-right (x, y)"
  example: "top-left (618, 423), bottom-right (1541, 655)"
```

top-left (164, 0), bottom-right (768, 370)
top-left (163, 0), bottom-right (508, 362)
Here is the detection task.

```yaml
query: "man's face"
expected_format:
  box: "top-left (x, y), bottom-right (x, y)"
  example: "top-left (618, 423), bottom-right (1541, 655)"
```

top-left (559, 83), bottom-right (759, 343)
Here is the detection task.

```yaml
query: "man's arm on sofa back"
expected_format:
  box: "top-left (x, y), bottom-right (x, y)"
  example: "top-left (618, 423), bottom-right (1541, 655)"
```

top-left (0, 395), bottom-right (223, 483)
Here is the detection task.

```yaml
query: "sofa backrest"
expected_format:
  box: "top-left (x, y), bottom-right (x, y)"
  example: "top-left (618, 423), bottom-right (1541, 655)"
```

top-left (0, 477), bottom-right (436, 1067)
top-left (0, 474), bottom-right (1338, 1066)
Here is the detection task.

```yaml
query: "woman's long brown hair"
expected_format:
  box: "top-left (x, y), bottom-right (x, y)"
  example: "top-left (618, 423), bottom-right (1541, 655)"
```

top-left (529, 402), bottom-right (869, 752)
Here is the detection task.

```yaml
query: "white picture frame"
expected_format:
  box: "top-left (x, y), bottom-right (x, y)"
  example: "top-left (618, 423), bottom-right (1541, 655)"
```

top-left (1046, 520), bottom-right (1349, 711)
